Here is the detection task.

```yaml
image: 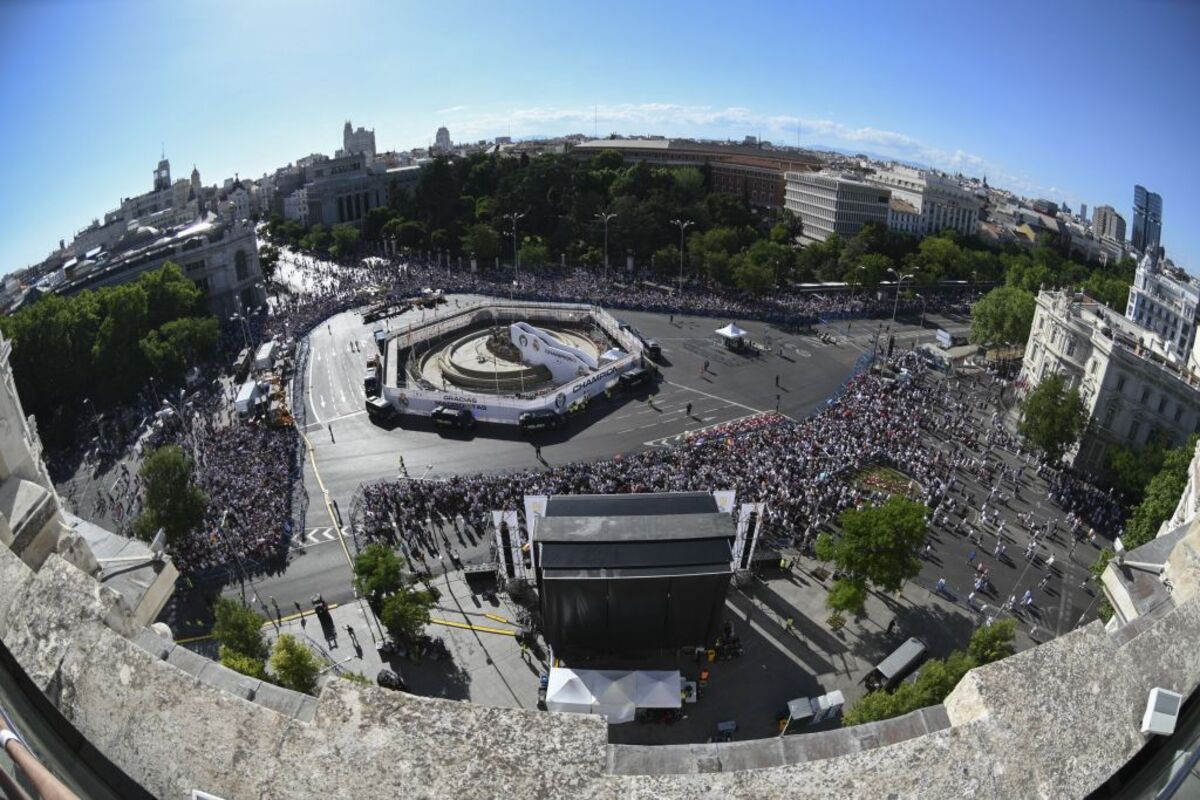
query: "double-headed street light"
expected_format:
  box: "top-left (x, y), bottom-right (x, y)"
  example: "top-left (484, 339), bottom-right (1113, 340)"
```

top-left (887, 268), bottom-right (915, 322)
top-left (915, 293), bottom-right (927, 330)
top-left (670, 219), bottom-right (693, 294)
top-left (503, 211), bottom-right (526, 283)
top-left (595, 211), bottom-right (617, 282)
top-left (230, 313), bottom-right (250, 350)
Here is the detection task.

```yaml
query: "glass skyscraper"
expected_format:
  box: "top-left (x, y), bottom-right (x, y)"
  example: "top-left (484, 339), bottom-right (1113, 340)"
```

top-left (1132, 184), bottom-right (1163, 255)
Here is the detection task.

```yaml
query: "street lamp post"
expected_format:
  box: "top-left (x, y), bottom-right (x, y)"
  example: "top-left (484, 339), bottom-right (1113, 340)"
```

top-left (230, 313), bottom-right (250, 350)
top-left (595, 211), bottom-right (617, 283)
top-left (670, 219), bottom-right (693, 294)
top-left (916, 293), bottom-right (927, 330)
top-left (854, 264), bottom-right (867, 295)
top-left (887, 268), bottom-right (915, 323)
top-left (503, 211), bottom-right (526, 284)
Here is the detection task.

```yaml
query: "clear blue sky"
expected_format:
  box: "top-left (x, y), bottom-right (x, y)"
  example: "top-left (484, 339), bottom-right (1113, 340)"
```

top-left (2, 0), bottom-right (1198, 274)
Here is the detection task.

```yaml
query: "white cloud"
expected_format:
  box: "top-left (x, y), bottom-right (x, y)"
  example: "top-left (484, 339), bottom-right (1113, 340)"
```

top-left (435, 105), bottom-right (468, 115)
top-left (454, 102), bottom-right (1061, 200)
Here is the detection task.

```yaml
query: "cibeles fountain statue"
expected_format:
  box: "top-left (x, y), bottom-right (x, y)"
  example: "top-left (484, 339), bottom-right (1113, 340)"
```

top-left (421, 318), bottom-right (622, 395)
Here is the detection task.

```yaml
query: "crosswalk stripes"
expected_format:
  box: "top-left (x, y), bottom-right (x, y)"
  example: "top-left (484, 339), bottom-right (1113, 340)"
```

top-left (291, 526), bottom-right (338, 549)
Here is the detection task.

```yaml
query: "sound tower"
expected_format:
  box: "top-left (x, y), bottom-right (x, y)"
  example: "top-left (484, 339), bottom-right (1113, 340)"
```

top-left (498, 520), bottom-right (515, 578)
top-left (738, 509), bottom-right (760, 570)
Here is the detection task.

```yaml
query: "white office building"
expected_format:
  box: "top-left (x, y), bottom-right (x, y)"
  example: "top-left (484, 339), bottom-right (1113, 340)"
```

top-left (868, 165), bottom-right (982, 238)
top-left (1018, 290), bottom-right (1200, 469)
top-left (1125, 252), bottom-right (1200, 362)
top-left (784, 171), bottom-right (891, 243)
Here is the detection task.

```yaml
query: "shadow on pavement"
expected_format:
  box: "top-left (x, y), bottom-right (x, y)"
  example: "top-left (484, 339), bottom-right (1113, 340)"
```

top-left (744, 580), bottom-right (850, 656)
top-left (726, 591), bottom-right (836, 676)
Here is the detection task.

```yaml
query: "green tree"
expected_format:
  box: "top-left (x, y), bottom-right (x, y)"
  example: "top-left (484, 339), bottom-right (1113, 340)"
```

top-left (825, 578), bottom-right (869, 615)
top-left (518, 236), bottom-right (550, 268)
top-left (730, 240), bottom-right (792, 293)
top-left (353, 543), bottom-right (405, 602)
top-left (970, 286), bottom-right (1037, 347)
top-left (462, 223), bottom-right (501, 261)
top-left (211, 598), bottom-right (268, 661)
top-left (330, 223), bottom-right (360, 258)
top-left (300, 223), bottom-right (330, 252)
top-left (219, 646), bottom-right (267, 680)
top-left (1123, 435), bottom-right (1199, 548)
top-left (815, 496), bottom-right (928, 614)
top-left (1103, 436), bottom-right (1170, 505)
top-left (139, 316), bottom-right (219, 380)
top-left (1019, 374), bottom-right (1086, 463)
top-left (131, 445), bottom-right (208, 546)
top-left (258, 244), bottom-right (281, 282)
top-left (380, 588), bottom-right (435, 641)
top-left (268, 634), bottom-right (323, 695)
top-left (653, 244), bottom-right (680, 278)
top-left (967, 618), bottom-right (1016, 665)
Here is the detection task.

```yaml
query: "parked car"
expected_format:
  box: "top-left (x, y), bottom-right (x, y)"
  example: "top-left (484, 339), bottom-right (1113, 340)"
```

top-left (431, 405), bottom-right (475, 430)
top-left (519, 409), bottom-right (565, 431)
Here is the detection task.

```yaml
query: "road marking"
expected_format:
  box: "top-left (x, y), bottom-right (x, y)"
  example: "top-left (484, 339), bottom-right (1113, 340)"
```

top-left (297, 428), bottom-right (356, 573)
top-left (306, 338), bottom-right (322, 424)
top-left (292, 527), bottom-right (339, 549)
top-left (429, 618), bottom-right (515, 636)
top-left (662, 379), bottom-right (762, 415)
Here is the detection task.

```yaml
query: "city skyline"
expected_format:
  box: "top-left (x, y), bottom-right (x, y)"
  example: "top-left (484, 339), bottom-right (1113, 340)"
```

top-left (2, 0), bottom-right (1199, 275)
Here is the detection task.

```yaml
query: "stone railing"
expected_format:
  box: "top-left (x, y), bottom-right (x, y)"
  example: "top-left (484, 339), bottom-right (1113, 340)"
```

top-left (4, 521), bottom-right (1200, 798)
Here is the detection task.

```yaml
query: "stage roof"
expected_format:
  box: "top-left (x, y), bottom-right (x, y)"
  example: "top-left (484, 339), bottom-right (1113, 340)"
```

top-left (544, 492), bottom-right (717, 518)
top-left (535, 513), bottom-right (733, 544)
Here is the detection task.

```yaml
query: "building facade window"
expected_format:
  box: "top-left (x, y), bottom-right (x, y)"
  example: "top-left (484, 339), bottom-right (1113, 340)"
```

top-left (234, 250), bottom-right (248, 281)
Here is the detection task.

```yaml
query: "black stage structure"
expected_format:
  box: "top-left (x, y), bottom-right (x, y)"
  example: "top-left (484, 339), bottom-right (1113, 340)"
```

top-left (531, 492), bottom-right (739, 656)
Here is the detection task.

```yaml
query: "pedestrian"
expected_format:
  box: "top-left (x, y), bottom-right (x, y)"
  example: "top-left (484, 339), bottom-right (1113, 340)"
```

top-left (686, 402), bottom-right (693, 418)
top-left (1039, 574), bottom-right (1049, 589)
top-left (935, 577), bottom-right (946, 594)
top-left (328, 423), bottom-right (334, 442)
top-left (703, 359), bottom-right (709, 374)
top-left (886, 618), bottom-right (896, 634)
top-left (535, 443), bottom-right (542, 460)
top-left (775, 374), bottom-right (780, 387)
top-left (775, 394), bottom-right (781, 411)
top-left (967, 591), bottom-right (976, 609)
top-left (784, 617), bottom-right (794, 634)
top-left (967, 549), bottom-right (976, 564)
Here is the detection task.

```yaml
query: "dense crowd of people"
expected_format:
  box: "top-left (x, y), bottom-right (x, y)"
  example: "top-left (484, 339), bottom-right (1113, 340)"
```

top-left (252, 246), bottom-right (975, 350)
top-left (172, 422), bottom-right (299, 575)
top-left (357, 349), bottom-right (1126, 573)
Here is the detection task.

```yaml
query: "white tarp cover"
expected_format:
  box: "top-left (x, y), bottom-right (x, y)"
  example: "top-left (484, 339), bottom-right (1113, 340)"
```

top-left (545, 668), bottom-right (680, 723)
top-left (715, 323), bottom-right (747, 340)
top-left (589, 670), bottom-right (638, 725)
top-left (633, 670), bottom-right (683, 709)
top-left (545, 669), bottom-right (594, 715)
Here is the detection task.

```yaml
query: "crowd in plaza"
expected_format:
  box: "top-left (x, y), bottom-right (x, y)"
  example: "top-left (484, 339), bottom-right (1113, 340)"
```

top-left (171, 421), bottom-right (299, 575)
top-left (256, 247), bottom-right (973, 347)
top-left (359, 348), bottom-right (1126, 579)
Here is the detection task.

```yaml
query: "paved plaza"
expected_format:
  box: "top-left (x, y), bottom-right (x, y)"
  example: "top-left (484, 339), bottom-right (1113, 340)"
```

top-left (51, 268), bottom-right (1113, 745)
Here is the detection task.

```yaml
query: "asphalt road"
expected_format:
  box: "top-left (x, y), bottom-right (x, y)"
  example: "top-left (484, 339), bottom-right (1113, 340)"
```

top-left (245, 296), bottom-right (925, 613)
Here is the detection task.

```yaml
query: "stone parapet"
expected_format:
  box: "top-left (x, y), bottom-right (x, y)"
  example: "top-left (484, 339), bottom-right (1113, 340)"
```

top-left (3, 535), bottom-right (1200, 798)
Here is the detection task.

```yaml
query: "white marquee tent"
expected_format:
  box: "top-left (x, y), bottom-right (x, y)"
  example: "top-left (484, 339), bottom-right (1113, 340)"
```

top-left (544, 668), bottom-right (681, 724)
top-left (715, 323), bottom-right (747, 341)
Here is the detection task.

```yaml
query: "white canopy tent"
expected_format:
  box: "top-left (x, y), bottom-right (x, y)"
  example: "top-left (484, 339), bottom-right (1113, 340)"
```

top-left (633, 670), bottom-right (682, 709)
top-left (589, 670), bottom-right (638, 725)
top-left (545, 668), bottom-right (680, 724)
top-left (545, 669), bottom-right (595, 715)
top-left (715, 323), bottom-right (748, 341)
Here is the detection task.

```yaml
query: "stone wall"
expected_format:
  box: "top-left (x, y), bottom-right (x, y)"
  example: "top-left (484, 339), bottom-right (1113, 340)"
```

top-left (4, 526), bottom-right (1200, 798)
